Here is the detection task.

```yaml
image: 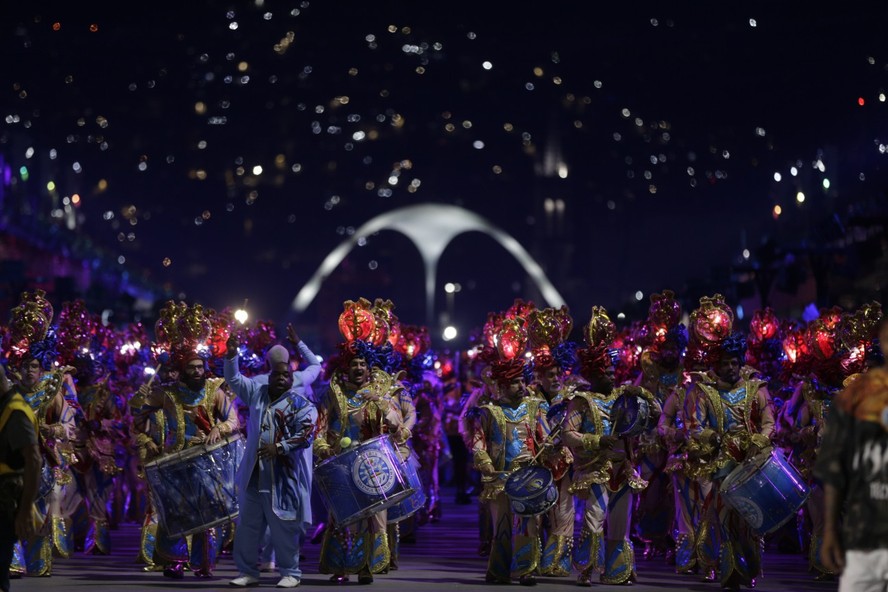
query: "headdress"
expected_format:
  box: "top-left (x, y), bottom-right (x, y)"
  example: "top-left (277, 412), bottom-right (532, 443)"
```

top-left (577, 306), bottom-right (616, 380)
top-left (5, 289), bottom-right (57, 369)
top-left (328, 298), bottom-right (399, 375)
top-left (527, 305), bottom-right (575, 373)
top-left (687, 293), bottom-right (734, 368)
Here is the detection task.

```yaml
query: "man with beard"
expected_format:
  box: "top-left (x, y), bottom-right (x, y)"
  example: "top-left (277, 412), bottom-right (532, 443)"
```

top-left (313, 341), bottom-right (408, 585)
top-left (686, 334), bottom-right (774, 591)
top-left (470, 356), bottom-right (554, 587)
top-left (138, 346), bottom-right (240, 579)
top-left (225, 333), bottom-right (317, 589)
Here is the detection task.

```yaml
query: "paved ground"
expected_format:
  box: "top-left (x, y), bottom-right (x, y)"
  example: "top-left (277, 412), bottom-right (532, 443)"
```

top-left (12, 486), bottom-right (839, 591)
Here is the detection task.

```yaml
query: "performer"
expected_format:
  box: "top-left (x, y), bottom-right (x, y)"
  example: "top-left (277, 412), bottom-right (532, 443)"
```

top-left (0, 360), bottom-right (42, 592)
top-left (135, 302), bottom-right (240, 579)
top-left (6, 291), bottom-right (79, 577)
top-left (313, 298), bottom-right (408, 584)
top-left (70, 353), bottom-right (122, 555)
top-left (633, 291), bottom-right (686, 563)
top-left (526, 305), bottom-right (576, 578)
top-left (468, 316), bottom-right (557, 586)
top-left (562, 306), bottom-right (647, 586)
top-left (225, 333), bottom-right (317, 589)
top-left (686, 330), bottom-right (775, 591)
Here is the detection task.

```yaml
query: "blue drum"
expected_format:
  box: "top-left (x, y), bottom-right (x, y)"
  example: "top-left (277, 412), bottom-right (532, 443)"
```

top-left (315, 435), bottom-right (414, 526)
top-left (386, 455), bottom-right (426, 524)
top-left (144, 434), bottom-right (245, 538)
top-left (720, 449), bottom-right (810, 535)
top-left (504, 465), bottom-right (558, 516)
top-left (611, 393), bottom-right (653, 437)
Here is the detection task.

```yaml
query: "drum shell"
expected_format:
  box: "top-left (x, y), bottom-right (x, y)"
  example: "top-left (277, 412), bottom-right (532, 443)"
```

top-left (144, 434), bottom-right (245, 538)
top-left (315, 435), bottom-right (413, 526)
top-left (386, 455), bottom-right (426, 524)
top-left (612, 395), bottom-right (653, 437)
top-left (504, 465), bottom-right (558, 516)
top-left (720, 449), bottom-right (810, 535)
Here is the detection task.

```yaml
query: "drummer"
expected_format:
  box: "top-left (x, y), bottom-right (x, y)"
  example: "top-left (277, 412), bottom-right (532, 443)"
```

top-left (224, 332), bottom-right (317, 589)
top-left (135, 340), bottom-right (240, 579)
top-left (313, 302), bottom-right (410, 585)
top-left (468, 331), bottom-right (555, 587)
top-left (685, 333), bottom-right (775, 591)
top-left (561, 306), bottom-right (646, 586)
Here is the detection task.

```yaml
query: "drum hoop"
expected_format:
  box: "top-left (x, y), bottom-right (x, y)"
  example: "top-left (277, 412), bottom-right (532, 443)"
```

top-left (166, 512), bottom-right (240, 538)
top-left (332, 487), bottom-right (415, 526)
top-left (316, 433), bottom-right (395, 469)
top-left (145, 433), bottom-right (244, 469)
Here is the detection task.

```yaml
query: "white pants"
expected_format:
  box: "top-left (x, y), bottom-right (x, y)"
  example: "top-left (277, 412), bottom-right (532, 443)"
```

top-left (841, 549), bottom-right (888, 592)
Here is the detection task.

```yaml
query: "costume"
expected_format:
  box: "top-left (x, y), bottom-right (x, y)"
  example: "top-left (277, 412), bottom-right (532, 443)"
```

top-left (468, 310), bottom-right (559, 586)
top-left (633, 292), bottom-right (686, 562)
top-left (5, 291), bottom-right (79, 577)
top-left (137, 302), bottom-right (240, 578)
top-left (562, 306), bottom-right (646, 586)
top-left (686, 315), bottom-right (775, 590)
top-left (313, 298), bottom-right (409, 584)
top-left (224, 344), bottom-right (317, 583)
top-left (526, 305), bottom-right (576, 577)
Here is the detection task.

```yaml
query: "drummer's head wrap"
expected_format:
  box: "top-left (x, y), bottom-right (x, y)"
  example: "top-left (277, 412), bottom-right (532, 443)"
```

top-left (489, 357), bottom-right (529, 386)
top-left (661, 324), bottom-right (689, 352)
top-left (718, 333), bottom-right (747, 361)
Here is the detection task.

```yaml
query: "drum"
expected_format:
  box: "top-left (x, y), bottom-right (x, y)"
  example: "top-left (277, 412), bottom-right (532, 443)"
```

top-left (611, 393), bottom-right (653, 437)
top-left (386, 456), bottom-right (426, 524)
top-left (144, 434), bottom-right (245, 538)
top-left (315, 435), bottom-right (414, 526)
top-left (720, 449), bottom-right (810, 535)
top-left (504, 465), bottom-right (558, 516)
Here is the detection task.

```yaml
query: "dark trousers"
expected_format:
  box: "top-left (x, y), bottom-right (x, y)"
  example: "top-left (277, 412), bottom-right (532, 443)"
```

top-left (0, 513), bottom-right (15, 592)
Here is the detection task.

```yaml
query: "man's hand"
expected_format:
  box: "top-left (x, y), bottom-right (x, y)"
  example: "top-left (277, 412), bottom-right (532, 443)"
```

top-left (258, 441), bottom-right (278, 460)
top-left (479, 463), bottom-right (497, 478)
top-left (226, 334), bottom-right (239, 359)
top-left (820, 528), bottom-right (845, 574)
top-left (287, 323), bottom-right (301, 345)
top-left (206, 426), bottom-right (222, 445)
top-left (599, 435), bottom-right (618, 449)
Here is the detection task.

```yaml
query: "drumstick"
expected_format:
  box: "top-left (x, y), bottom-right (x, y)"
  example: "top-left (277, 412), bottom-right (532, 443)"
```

top-left (145, 364), bottom-right (162, 388)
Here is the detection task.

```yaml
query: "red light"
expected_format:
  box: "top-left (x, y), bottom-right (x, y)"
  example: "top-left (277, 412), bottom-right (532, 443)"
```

top-left (858, 97), bottom-right (865, 106)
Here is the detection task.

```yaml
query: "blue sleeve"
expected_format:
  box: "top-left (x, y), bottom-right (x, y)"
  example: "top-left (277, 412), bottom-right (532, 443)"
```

top-left (295, 341), bottom-right (322, 387)
top-left (223, 355), bottom-right (259, 406)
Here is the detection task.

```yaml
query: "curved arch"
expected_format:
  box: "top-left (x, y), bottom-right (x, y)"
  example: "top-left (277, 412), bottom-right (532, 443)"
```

top-left (291, 203), bottom-right (566, 323)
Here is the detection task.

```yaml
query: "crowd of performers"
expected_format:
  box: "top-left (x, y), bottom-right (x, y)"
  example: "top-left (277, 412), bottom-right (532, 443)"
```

top-left (0, 288), bottom-right (884, 590)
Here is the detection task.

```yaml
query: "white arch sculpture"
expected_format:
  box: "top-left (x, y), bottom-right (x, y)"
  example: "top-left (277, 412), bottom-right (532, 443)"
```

top-left (291, 203), bottom-right (566, 324)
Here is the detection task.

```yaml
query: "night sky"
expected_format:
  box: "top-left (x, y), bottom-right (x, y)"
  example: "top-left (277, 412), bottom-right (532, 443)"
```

top-left (2, 1), bottom-right (887, 344)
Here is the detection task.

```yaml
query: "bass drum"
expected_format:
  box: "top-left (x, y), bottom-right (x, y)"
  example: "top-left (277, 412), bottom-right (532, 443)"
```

top-left (315, 435), bottom-right (414, 526)
top-left (720, 449), bottom-right (810, 535)
top-left (611, 392), bottom-right (653, 437)
top-left (504, 465), bottom-right (558, 516)
top-left (144, 434), bottom-right (245, 538)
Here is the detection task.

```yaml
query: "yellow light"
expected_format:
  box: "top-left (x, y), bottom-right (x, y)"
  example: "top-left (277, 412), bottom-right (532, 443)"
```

top-left (234, 309), bottom-right (249, 324)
